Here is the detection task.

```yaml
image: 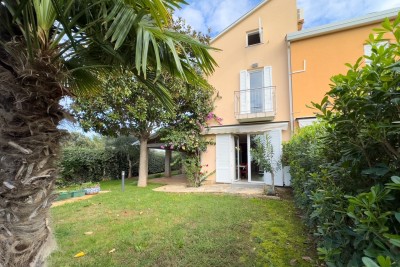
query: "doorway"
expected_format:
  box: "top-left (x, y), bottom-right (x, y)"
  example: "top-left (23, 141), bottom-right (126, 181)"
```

top-left (234, 134), bottom-right (248, 182)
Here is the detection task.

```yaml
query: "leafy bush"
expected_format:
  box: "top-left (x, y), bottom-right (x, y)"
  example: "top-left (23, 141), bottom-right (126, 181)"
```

top-left (284, 16), bottom-right (400, 266)
top-left (58, 134), bottom-right (170, 184)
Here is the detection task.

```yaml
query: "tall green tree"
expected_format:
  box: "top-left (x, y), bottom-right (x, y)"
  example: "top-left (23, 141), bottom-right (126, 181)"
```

top-left (73, 70), bottom-right (215, 187)
top-left (0, 1), bottom-right (217, 265)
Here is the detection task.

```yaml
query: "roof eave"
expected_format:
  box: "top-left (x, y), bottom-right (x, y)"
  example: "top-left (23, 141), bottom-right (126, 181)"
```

top-left (211, 0), bottom-right (270, 44)
top-left (287, 7), bottom-right (400, 42)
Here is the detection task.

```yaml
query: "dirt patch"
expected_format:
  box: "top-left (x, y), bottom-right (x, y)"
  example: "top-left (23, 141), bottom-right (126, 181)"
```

top-left (51, 191), bottom-right (110, 207)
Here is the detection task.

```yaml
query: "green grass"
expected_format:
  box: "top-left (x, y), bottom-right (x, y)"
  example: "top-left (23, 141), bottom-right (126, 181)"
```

top-left (49, 180), bottom-right (317, 267)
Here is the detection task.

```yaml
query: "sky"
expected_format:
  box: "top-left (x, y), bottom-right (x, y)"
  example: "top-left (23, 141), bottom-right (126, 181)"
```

top-left (174, 0), bottom-right (400, 37)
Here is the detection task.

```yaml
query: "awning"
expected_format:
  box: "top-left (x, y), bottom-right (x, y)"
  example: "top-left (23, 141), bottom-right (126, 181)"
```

top-left (203, 122), bottom-right (288, 135)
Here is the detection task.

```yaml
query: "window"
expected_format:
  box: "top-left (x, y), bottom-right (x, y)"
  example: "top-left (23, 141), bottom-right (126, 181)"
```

top-left (239, 66), bottom-right (273, 114)
top-left (364, 41), bottom-right (389, 65)
top-left (249, 70), bottom-right (264, 113)
top-left (247, 31), bottom-right (261, 46)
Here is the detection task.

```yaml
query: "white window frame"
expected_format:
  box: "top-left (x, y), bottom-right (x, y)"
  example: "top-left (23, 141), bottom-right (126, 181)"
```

top-left (246, 30), bottom-right (262, 47)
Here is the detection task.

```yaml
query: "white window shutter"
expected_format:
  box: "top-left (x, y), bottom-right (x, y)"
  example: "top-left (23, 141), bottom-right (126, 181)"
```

top-left (216, 134), bottom-right (234, 183)
top-left (258, 17), bottom-right (263, 43)
top-left (263, 66), bottom-right (273, 112)
top-left (240, 70), bottom-right (250, 114)
top-left (364, 41), bottom-right (389, 65)
top-left (364, 44), bottom-right (372, 65)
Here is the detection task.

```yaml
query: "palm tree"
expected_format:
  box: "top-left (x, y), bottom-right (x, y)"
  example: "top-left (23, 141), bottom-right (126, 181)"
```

top-left (0, 0), bottom-right (217, 265)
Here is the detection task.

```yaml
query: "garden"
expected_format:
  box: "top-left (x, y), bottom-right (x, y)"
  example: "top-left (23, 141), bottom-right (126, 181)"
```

top-left (49, 180), bottom-right (317, 267)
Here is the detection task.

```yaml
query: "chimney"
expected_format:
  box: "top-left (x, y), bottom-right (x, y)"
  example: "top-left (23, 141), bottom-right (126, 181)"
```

top-left (297, 8), bottom-right (304, 31)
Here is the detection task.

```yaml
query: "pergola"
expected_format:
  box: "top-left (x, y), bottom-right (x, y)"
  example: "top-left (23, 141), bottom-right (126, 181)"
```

top-left (135, 133), bottom-right (184, 177)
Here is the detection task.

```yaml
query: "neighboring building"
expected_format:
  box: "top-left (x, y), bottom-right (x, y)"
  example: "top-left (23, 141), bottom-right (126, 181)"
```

top-left (287, 8), bottom-right (399, 130)
top-left (201, 0), bottom-right (299, 185)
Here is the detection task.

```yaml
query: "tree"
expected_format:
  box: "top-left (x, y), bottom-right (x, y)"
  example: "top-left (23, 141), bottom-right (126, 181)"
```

top-left (73, 69), bottom-right (216, 187)
top-left (73, 18), bottom-right (216, 187)
top-left (73, 70), bottom-right (174, 187)
top-left (104, 136), bottom-right (138, 179)
top-left (250, 134), bottom-right (279, 194)
top-left (0, 1), bottom-right (217, 265)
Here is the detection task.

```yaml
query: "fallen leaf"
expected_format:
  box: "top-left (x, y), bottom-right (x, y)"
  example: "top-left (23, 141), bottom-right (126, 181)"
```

top-left (290, 259), bottom-right (298, 266)
top-left (84, 232), bottom-right (93, 235)
top-left (139, 211), bottom-right (143, 215)
top-left (302, 256), bottom-right (312, 262)
top-left (74, 252), bottom-right (85, 258)
top-left (109, 248), bottom-right (116, 253)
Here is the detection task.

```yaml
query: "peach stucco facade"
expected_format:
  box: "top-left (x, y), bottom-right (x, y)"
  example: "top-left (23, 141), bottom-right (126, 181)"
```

top-left (201, 0), bottom-right (298, 184)
top-left (208, 0), bottom-right (297, 126)
top-left (288, 18), bottom-right (397, 127)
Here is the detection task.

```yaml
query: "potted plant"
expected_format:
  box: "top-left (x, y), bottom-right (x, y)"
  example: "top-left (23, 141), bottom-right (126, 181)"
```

top-left (82, 182), bottom-right (101, 195)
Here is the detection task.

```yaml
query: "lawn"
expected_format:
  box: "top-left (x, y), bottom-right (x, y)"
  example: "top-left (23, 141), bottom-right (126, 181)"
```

top-left (48, 180), bottom-right (317, 267)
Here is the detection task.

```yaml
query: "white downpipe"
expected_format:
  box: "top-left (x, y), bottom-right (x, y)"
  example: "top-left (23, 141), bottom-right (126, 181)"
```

top-left (286, 41), bottom-right (295, 136)
top-left (258, 17), bottom-right (263, 42)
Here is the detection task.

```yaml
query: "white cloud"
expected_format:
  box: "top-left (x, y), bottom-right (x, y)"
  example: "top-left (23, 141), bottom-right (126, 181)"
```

top-left (176, 0), bottom-right (400, 36)
top-left (297, 0), bottom-right (400, 28)
top-left (175, 0), bottom-right (260, 35)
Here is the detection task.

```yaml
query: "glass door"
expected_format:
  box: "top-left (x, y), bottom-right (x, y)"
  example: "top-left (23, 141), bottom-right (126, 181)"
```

top-left (249, 134), bottom-right (265, 182)
top-left (249, 70), bottom-right (264, 113)
top-left (234, 135), bottom-right (240, 181)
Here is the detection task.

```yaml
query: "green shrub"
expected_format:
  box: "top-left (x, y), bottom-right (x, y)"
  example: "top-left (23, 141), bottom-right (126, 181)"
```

top-left (59, 144), bottom-right (167, 184)
top-left (284, 16), bottom-right (400, 266)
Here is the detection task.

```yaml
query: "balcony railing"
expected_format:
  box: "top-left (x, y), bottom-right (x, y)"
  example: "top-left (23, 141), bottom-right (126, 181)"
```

top-left (234, 86), bottom-right (276, 122)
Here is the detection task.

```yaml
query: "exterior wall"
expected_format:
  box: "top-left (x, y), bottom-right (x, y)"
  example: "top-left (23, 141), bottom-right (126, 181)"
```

top-left (290, 22), bottom-right (395, 121)
top-left (201, 135), bottom-right (216, 183)
top-left (202, 0), bottom-right (298, 184)
top-left (208, 0), bottom-right (298, 126)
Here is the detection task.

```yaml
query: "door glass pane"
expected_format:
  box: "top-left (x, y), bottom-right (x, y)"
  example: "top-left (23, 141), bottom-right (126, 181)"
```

top-left (250, 134), bottom-right (265, 182)
top-left (249, 70), bottom-right (264, 113)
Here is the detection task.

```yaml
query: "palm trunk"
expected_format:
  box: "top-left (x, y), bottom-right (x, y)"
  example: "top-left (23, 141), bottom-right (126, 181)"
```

top-left (137, 138), bottom-right (148, 187)
top-left (0, 41), bottom-right (66, 266)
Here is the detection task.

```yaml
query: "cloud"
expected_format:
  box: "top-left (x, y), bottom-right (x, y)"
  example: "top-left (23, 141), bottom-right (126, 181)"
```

top-left (176, 0), bottom-right (400, 36)
top-left (175, 0), bottom-right (261, 36)
top-left (297, 0), bottom-right (400, 29)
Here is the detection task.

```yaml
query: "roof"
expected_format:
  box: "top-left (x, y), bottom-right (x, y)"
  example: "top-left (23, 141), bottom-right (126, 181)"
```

top-left (211, 0), bottom-right (270, 43)
top-left (287, 7), bottom-right (400, 42)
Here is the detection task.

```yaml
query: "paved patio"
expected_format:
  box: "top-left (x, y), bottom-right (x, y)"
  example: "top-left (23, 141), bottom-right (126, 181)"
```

top-left (150, 174), bottom-right (280, 198)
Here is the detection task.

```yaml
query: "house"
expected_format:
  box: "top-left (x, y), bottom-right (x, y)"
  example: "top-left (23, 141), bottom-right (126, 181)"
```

top-left (201, 0), bottom-right (299, 185)
top-left (287, 8), bottom-right (400, 129)
top-left (200, 1), bottom-right (399, 186)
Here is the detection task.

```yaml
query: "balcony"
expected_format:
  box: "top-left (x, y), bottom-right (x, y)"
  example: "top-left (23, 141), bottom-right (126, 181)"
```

top-left (234, 86), bottom-right (276, 122)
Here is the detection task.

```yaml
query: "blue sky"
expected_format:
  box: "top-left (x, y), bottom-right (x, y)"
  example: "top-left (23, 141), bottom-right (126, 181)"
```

top-left (174, 0), bottom-right (400, 37)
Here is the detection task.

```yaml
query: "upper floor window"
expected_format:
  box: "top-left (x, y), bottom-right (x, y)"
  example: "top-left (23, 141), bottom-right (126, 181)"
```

top-left (247, 30), bottom-right (261, 46)
top-left (363, 41), bottom-right (389, 65)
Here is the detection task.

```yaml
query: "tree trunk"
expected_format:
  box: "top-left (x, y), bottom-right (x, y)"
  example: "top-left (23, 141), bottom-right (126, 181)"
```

top-left (137, 138), bottom-right (148, 187)
top-left (271, 172), bottom-right (275, 193)
top-left (0, 41), bottom-right (66, 266)
top-left (127, 154), bottom-right (132, 179)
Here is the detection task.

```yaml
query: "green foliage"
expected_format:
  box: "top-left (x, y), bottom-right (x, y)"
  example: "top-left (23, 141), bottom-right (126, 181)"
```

top-left (284, 16), bottom-right (400, 267)
top-left (251, 135), bottom-right (274, 174)
top-left (58, 135), bottom-right (166, 184)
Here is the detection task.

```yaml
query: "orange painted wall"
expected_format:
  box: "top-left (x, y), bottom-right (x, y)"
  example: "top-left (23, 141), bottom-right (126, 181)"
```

top-left (290, 22), bottom-right (394, 120)
top-left (208, 0), bottom-right (298, 129)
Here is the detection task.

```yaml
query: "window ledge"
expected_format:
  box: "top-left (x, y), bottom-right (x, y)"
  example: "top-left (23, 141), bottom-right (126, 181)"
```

top-left (245, 42), bottom-right (264, 48)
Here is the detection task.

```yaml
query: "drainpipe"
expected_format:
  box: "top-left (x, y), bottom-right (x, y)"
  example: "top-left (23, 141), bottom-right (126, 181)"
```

top-left (286, 39), bottom-right (295, 136)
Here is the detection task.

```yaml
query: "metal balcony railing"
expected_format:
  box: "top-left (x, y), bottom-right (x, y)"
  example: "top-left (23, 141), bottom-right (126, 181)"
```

top-left (234, 86), bottom-right (276, 119)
